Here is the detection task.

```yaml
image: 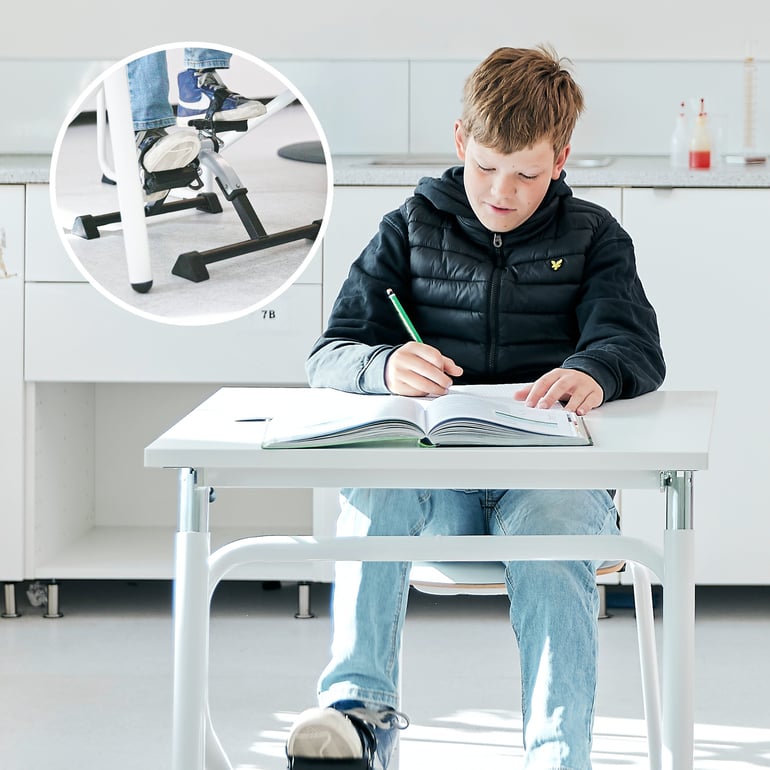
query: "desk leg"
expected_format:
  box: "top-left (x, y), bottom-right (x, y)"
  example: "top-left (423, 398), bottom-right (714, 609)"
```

top-left (172, 469), bottom-right (212, 770)
top-left (662, 471), bottom-right (695, 770)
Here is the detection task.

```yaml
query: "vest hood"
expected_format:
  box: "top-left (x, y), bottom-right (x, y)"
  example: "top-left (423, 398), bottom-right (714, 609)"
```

top-left (413, 165), bottom-right (573, 243)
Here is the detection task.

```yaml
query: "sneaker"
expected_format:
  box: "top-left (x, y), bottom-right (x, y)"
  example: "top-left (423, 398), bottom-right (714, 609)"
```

top-left (176, 69), bottom-right (267, 124)
top-left (135, 127), bottom-right (200, 204)
top-left (286, 701), bottom-right (408, 770)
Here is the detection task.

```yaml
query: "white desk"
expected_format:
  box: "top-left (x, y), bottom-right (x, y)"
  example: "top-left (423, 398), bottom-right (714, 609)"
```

top-left (144, 387), bottom-right (716, 770)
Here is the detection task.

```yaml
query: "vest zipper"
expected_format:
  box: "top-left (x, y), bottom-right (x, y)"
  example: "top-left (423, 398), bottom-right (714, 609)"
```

top-left (487, 233), bottom-right (504, 372)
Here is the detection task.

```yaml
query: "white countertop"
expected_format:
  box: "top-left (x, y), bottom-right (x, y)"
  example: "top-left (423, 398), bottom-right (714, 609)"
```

top-left (5, 152), bottom-right (770, 188)
top-left (332, 153), bottom-right (770, 188)
top-left (0, 155), bottom-right (51, 183)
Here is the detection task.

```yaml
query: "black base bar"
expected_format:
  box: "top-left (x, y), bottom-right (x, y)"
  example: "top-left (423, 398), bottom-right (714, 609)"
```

top-left (72, 120), bottom-right (322, 292)
top-left (72, 193), bottom-right (223, 240)
top-left (172, 220), bottom-right (322, 283)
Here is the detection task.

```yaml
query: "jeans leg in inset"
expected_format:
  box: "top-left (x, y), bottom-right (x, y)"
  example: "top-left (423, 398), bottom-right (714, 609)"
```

top-left (183, 48), bottom-right (232, 70)
top-left (126, 52), bottom-right (175, 130)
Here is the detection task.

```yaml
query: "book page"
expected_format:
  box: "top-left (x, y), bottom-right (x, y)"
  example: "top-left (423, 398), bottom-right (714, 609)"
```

top-left (422, 387), bottom-right (586, 442)
top-left (262, 390), bottom-right (429, 447)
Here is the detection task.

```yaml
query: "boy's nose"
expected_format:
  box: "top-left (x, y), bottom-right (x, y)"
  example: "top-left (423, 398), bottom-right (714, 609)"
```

top-left (491, 176), bottom-right (517, 199)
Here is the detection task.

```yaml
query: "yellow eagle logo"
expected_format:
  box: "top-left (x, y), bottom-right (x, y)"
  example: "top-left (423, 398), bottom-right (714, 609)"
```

top-left (550, 258), bottom-right (563, 271)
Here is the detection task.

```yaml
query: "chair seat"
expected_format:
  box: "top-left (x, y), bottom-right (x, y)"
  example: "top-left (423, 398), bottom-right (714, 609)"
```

top-left (410, 559), bottom-right (626, 596)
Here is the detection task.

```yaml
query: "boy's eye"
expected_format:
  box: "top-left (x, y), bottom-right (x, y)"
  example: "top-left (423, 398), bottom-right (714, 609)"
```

top-left (520, 173), bottom-right (538, 181)
top-left (477, 163), bottom-right (494, 172)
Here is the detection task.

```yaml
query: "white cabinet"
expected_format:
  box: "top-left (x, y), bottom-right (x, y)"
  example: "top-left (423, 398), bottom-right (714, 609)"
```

top-left (622, 187), bottom-right (770, 584)
top-left (0, 186), bottom-right (25, 582)
top-left (27, 382), bottom-right (326, 581)
top-left (6, 182), bottom-right (333, 585)
top-left (6, 175), bottom-right (769, 588)
top-left (25, 183), bottom-right (83, 282)
top-left (25, 282), bottom-right (320, 383)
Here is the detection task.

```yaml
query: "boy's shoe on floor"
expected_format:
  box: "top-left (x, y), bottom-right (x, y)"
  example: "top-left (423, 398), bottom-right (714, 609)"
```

top-left (176, 69), bottom-right (267, 124)
top-left (135, 127), bottom-right (200, 204)
top-left (286, 701), bottom-right (408, 770)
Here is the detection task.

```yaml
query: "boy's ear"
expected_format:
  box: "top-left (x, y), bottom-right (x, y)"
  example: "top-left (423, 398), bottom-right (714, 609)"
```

top-left (454, 120), bottom-right (467, 161)
top-left (552, 144), bottom-right (571, 178)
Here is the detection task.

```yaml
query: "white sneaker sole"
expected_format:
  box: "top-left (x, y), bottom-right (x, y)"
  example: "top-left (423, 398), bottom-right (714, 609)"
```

top-left (142, 131), bottom-right (200, 174)
top-left (287, 707), bottom-right (363, 760)
top-left (140, 130), bottom-right (200, 204)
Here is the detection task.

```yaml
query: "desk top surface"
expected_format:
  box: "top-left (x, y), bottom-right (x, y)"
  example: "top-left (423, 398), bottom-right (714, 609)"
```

top-left (144, 388), bottom-right (716, 489)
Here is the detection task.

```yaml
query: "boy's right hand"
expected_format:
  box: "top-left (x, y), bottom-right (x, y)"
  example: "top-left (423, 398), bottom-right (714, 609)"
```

top-left (385, 341), bottom-right (463, 396)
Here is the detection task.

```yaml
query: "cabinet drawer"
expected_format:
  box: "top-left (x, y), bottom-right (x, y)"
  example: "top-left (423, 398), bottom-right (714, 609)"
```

top-left (25, 282), bottom-right (320, 383)
top-left (26, 183), bottom-right (84, 282)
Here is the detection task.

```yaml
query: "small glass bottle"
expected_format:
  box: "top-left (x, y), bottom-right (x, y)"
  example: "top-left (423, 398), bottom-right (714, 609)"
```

top-left (689, 98), bottom-right (711, 170)
top-left (670, 101), bottom-right (689, 168)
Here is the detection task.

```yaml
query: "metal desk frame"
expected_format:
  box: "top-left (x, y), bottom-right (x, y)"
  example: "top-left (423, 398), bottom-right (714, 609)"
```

top-left (144, 387), bottom-right (716, 770)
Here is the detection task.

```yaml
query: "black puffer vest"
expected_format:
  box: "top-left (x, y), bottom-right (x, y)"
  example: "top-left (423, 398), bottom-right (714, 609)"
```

top-left (404, 176), bottom-right (610, 384)
top-left (308, 165), bottom-right (664, 401)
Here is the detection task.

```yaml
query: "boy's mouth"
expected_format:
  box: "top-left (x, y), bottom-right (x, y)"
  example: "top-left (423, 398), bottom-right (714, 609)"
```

top-left (486, 202), bottom-right (514, 215)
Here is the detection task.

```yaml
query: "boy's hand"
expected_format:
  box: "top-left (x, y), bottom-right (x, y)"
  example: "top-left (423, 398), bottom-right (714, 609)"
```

top-left (385, 342), bottom-right (463, 396)
top-left (514, 368), bottom-right (604, 416)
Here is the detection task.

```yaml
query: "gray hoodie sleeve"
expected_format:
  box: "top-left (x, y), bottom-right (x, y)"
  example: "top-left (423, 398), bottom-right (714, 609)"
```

top-left (306, 341), bottom-right (395, 393)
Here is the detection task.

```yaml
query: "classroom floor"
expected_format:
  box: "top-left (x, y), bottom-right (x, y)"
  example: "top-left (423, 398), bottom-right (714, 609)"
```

top-left (1, 580), bottom-right (768, 770)
top-left (50, 102), bottom-right (329, 324)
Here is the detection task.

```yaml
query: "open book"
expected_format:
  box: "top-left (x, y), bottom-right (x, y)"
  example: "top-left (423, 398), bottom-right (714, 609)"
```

top-left (261, 385), bottom-right (592, 448)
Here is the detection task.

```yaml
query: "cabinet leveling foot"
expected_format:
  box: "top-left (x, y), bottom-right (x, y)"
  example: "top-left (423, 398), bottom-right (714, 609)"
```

top-left (43, 581), bottom-right (63, 619)
top-left (2, 583), bottom-right (21, 618)
top-left (295, 581), bottom-right (314, 619)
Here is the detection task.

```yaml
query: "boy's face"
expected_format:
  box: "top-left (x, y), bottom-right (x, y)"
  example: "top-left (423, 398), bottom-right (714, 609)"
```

top-left (454, 122), bottom-right (569, 233)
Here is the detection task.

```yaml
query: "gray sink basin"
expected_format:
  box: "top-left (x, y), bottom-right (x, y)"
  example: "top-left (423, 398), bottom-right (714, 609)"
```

top-left (567, 156), bottom-right (614, 168)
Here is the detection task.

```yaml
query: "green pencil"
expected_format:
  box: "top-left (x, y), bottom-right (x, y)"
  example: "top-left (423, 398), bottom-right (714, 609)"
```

top-left (386, 288), bottom-right (423, 343)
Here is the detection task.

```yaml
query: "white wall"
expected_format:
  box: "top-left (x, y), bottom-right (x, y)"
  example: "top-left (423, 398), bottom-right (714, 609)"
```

top-left (4, 0), bottom-right (770, 60)
top-left (3, 2), bottom-right (770, 155)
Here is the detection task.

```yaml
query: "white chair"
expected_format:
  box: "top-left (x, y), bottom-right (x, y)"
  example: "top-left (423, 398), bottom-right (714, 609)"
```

top-left (408, 558), bottom-right (662, 770)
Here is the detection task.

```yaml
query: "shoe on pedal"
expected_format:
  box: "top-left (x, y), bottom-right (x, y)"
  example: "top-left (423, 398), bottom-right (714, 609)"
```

top-left (176, 68), bottom-right (267, 124)
top-left (135, 127), bottom-right (200, 204)
top-left (286, 701), bottom-right (408, 770)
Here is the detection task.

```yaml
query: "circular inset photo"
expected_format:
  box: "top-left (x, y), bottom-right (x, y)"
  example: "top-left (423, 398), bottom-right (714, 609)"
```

top-left (50, 42), bottom-right (332, 325)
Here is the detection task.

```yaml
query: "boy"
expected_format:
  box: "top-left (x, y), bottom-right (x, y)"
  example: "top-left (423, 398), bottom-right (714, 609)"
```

top-left (286, 46), bottom-right (665, 770)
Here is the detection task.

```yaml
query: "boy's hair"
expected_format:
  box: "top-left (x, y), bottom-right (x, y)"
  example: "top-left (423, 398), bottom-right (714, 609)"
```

top-left (460, 45), bottom-right (584, 156)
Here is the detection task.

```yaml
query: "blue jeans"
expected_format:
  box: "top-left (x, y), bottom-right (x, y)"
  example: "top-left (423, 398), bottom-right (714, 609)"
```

top-left (318, 488), bottom-right (620, 770)
top-left (126, 48), bottom-right (232, 130)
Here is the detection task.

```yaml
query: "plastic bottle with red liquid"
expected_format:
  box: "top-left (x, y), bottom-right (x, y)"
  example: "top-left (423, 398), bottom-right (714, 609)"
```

top-left (689, 98), bottom-right (712, 169)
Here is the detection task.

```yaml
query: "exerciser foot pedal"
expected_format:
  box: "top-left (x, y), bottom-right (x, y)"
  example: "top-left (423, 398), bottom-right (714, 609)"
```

top-left (142, 160), bottom-right (202, 197)
top-left (186, 118), bottom-right (249, 134)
